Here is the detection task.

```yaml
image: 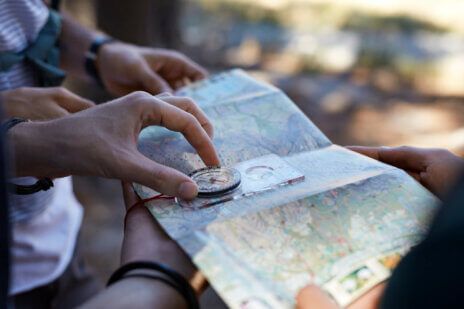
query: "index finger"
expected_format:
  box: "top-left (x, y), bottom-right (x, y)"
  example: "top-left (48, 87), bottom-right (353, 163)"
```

top-left (160, 96), bottom-right (214, 138)
top-left (347, 146), bottom-right (427, 172)
top-left (378, 146), bottom-right (428, 172)
top-left (181, 57), bottom-right (208, 81)
top-left (142, 98), bottom-right (220, 167)
top-left (347, 146), bottom-right (381, 161)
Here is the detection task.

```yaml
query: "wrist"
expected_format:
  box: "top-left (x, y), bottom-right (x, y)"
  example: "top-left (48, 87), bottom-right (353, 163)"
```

top-left (10, 121), bottom-right (62, 177)
top-left (85, 36), bottom-right (116, 87)
top-left (122, 207), bottom-right (196, 280)
top-left (0, 89), bottom-right (19, 118)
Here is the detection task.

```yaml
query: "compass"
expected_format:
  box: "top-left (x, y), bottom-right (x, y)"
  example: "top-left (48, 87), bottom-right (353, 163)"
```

top-left (189, 166), bottom-right (241, 197)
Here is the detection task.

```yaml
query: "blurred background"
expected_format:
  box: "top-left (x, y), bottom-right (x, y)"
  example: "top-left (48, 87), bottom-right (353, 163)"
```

top-left (62, 0), bottom-right (464, 307)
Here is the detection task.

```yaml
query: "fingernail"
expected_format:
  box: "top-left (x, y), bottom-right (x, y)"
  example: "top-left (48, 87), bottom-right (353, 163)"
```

top-left (178, 181), bottom-right (198, 200)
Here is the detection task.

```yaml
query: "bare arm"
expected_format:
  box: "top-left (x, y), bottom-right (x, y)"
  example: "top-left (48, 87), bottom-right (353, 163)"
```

top-left (57, 11), bottom-right (207, 95)
top-left (79, 183), bottom-right (205, 309)
top-left (59, 12), bottom-right (102, 80)
top-left (9, 93), bottom-right (219, 199)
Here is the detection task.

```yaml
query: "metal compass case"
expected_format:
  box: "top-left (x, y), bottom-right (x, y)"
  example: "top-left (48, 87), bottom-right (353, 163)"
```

top-left (134, 70), bottom-right (438, 308)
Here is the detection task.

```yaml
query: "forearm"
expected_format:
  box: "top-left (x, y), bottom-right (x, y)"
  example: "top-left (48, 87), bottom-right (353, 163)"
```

top-left (59, 12), bottom-right (102, 79)
top-left (80, 206), bottom-right (201, 309)
top-left (122, 206), bottom-right (198, 282)
top-left (9, 121), bottom-right (69, 178)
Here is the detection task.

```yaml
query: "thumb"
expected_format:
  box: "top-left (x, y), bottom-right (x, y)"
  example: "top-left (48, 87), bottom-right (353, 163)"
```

top-left (297, 285), bottom-right (338, 309)
top-left (55, 89), bottom-right (95, 113)
top-left (121, 181), bottom-right (140, 211)
top-left (124, 152), bottom-right (198, 200)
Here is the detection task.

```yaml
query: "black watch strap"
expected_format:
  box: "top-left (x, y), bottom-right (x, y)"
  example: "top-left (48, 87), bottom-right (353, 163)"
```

top-left (85, 37), bottom-right (115, 88)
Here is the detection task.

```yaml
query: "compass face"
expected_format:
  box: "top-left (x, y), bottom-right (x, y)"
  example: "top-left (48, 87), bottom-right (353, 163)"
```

top-left (189, 166), bottom-right (241, 197)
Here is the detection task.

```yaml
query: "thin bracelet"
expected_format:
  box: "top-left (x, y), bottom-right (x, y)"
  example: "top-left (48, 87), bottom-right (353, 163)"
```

top-left (108, 261), bottom-right (199, 309)
top-left (121, 273), bottom-right (179, 292)
top-left (2, 118), bottom-right (54, 195)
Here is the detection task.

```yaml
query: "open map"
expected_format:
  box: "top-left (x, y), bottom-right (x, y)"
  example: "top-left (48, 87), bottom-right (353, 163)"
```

top-left (134, 70), bottom-right (438, 308)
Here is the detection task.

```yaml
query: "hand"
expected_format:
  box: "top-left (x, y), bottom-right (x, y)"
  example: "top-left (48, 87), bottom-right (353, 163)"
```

top-left (1, 87), bottom-right (94, 120)
top-left (347, 146), bottom-right (464, 198)
top-left (121, 182), bottom-right (200, 284)
top-left (297, 283), bottom-right (385, 309)
top-left (97, 42), bottom-right (207, 95)
top-left (10, 91), bottom-right (220, 200)
top-left (79, 183), bottom-right (203, 309)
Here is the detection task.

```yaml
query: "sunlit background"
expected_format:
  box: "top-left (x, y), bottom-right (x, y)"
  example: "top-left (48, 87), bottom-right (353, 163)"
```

top-left (62, 0), bottom-right (464, 307)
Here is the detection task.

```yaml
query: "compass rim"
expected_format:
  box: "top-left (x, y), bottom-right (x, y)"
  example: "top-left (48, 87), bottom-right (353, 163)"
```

top-left (189, 166), bottom-right (241, 197)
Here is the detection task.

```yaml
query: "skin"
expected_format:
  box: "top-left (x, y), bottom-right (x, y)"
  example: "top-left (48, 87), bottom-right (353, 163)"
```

top-left (297, 146), bottom-right (464, 308)
top-left (0, 87), bottom-right (94, 120)
top-left (9, 92), bottom-right (219, 200)
top-left (97, 42), bottom-right (208, 95)
top-left (347, 146), bottom-right (464, 199)
top-left (79, 183), bottom-right (196, 309)
top-left (59, 12), bottom-right (206, 96)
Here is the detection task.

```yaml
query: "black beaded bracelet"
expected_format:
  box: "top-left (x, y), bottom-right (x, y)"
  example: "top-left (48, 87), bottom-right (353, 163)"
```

top-left (84, 37), bottom-right (115, 88)
top-left (107, 261), bottom-right (199, 309)
top-left (2, 118), bottom-right (54, 195)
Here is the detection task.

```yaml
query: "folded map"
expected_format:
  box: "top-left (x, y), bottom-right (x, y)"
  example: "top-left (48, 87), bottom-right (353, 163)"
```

top-left (134, 69), bottom-right (438, 308)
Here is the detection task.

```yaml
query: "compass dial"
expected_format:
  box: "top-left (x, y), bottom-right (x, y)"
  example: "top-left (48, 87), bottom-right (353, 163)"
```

top-left (189, 166), bottom-right (241, 197)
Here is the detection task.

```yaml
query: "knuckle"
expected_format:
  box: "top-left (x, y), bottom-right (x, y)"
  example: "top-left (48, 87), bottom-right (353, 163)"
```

top-left (171, 51), bottom-right (184, 59)
top-left (432, 148), bottom-right (451, 157)
top-left (185, 113), bottom-right (198, 125)
top-left (54, 87), bottom-right (69, 97)
top-left (179, 96), bottom-right (196, 109)
top-left (152, 166), bottom-right (171, 182)
top-left (130, 91), bottom-right (152, 101)
top-left (397, 145), bottom-right (413, 152)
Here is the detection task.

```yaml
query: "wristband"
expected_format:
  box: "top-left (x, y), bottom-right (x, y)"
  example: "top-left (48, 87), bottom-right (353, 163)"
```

top-left (1, 117), bottom-right (28, 132)
top-left (85, 37), bottom-right (115, 88)
top-left (108, 261), bottom-right (199, 309)
top-left (2, 118), bottom-right (54, 195)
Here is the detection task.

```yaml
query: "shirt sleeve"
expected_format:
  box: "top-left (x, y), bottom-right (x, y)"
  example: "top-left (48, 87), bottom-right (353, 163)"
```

top-left (381, 175), bottom-right (464, 309)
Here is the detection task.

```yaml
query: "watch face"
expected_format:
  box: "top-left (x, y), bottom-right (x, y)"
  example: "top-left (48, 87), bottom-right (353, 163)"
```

top-left (189, 166), bottom-right (241, 197)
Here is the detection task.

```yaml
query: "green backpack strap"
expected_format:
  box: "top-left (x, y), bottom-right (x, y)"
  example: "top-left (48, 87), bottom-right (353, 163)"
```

top-left (0, 9), bottom-right (66, 87)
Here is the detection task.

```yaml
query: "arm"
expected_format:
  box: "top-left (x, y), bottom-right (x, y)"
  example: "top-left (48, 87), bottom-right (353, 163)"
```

top-left (80, 183), bottom-right (203, 309)
top-left (58, 13), bottom-right (207, 95)
top-left (297, 145), bottom-right (464, 308)
top-left (347, 146), bottom-right (464, 198)
top-left (59, 12), bottom-right (101, 80)
top-left (9, 92), bottom-right (219, 199)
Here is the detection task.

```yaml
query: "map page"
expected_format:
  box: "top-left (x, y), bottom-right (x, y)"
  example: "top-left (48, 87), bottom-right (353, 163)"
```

top-left (134, 69), bottom-right (438, 308)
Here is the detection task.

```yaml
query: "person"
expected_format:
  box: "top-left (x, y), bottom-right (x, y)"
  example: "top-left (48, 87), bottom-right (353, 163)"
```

top-left (1, 91), bottom-right (218, 308)
top-left (0, 0), bottom-right (207, 305)
top-left (3, 94), bottom-right (463, 308)
top-left (297, 146), bottom-right (464, 309)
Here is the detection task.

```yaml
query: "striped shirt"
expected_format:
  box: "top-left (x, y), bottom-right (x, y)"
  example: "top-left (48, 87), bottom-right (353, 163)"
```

top-left (0, 0), bottom-right (83, 295)
top-left (0, 0), bottom-right (48, 91)
top-left (1, 0), bottom-right (53, 222)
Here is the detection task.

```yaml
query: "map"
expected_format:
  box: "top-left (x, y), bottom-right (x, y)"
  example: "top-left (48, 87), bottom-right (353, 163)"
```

top-left (134, 70), bottom-right (439, 308)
